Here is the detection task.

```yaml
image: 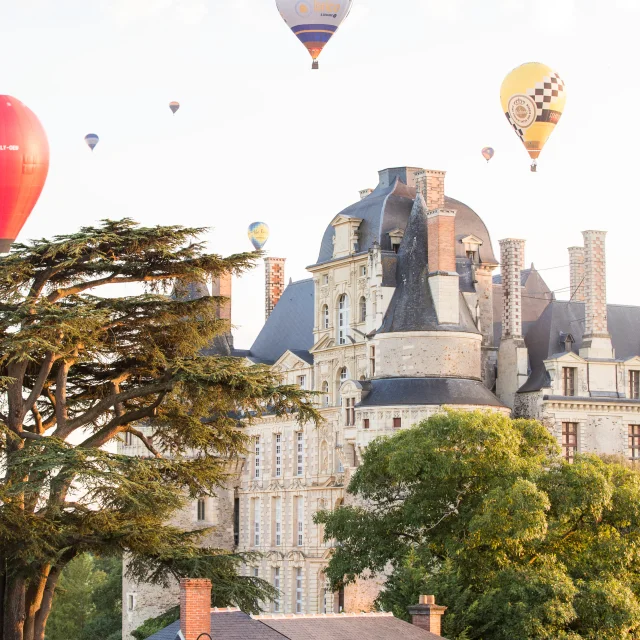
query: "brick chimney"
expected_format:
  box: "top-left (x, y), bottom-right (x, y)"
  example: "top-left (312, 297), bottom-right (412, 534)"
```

top-left (408, 595), bottom-right (446, 636)
top-left (579, 230), bottom-right (613, 359)
top-left (359, 188), bottom-right (373, 200)
top-left (415, 170), bottom-right (446, 211)
top-left (265, 257), bottom-right (286, 321)
top-left (568, 246), bottom-right (585, 302)
top-left (180, 579), bottom-right (211, 640)
top-left (211, 273), bottom-right (232, 321)
top-left (497, 238), bottom-right (529, 409)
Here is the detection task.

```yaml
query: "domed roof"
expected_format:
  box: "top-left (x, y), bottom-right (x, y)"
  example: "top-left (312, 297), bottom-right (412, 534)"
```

top-left (315, 168), bottom-right (498, 266)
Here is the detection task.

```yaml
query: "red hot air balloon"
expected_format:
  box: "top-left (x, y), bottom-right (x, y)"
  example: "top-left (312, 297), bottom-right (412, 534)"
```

top-left (0, 96), bottom-right (50, 253)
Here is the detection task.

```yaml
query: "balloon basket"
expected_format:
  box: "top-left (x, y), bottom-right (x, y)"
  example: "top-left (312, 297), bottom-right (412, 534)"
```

top-left (530, 161), bottom-right (538, 173)
top-left (312, 60), bottom-right (319, 70)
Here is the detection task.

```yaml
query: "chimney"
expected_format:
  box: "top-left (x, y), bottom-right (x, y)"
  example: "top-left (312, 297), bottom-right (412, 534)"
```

top-left (580, 230), bottom-right (613, 359)
top-left (265, 257), bottom-right (286, 321)
top-left (497, 238), bottom-right (529, 409)
top-left (359, 188), bottom-right (373, 200)
top-left (427, 204), bottom-right (459, 325)
top-left (568, 246), bottom-right (585, 302)
top-left (180, 579), bottom-right (211, 640)
top-left (211, 273), bottom-right (232, 321)
top-left (415, 169), bottom-right (446, 212)
top-left (408, 595), bottom-right (447, 637)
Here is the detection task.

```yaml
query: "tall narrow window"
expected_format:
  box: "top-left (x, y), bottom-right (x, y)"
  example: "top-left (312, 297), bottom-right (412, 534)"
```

top-left (274, 497), bottom-right (282, 547)
top-left (323, 305), bottom-right (329, 330)
top-left (253, 497), bottom-right (261, 546)
top-left (630, 371), bottom-right (640, 400)
top-left (322, 274), bottom-right (329, 285)
top-left (296, 496), bottom-right (304, 546)
top-left (340, 367), bottom-right (348, 384)
top-left (274, 434), bottom-right (282, 478)
top-left (345, 398), bottom-right (352, 426)
top-left (254, 437), bottom-right (261, 479)
top-left (629, 425), bottom-right (640, 466)
top-left (296, 568), bottom-right (303, 613)
top-left (360, 265), bottom-right (367, 277)
top-left (233, 498), bottom-right (240, 546)
top-left (322, 381), bottom-right (330, 407)
top-left (338, 295), bottom-right (350, 345)
top-left (298, 375), bottom-right (307, 389)
top-left (197, 498), bottom-right (206, 522)
top-left (296, 431), bottom-right (304, 476)
top-left (273, 568), bottom-right (281, 612)
top-left (359, 297), bottom-right (367, 323)
top-left (562, 422), bottom-right (578, 462)
top-left (363, 418), bottom-right (370, 429)
top-left (562, 368), bottom-right (576, 397)
top-left (370, 346), bottom-right (376, 377)
top-left (252, 567), bottom-right (259, 577)
top-left (125, 431), bottom-right (133, 446)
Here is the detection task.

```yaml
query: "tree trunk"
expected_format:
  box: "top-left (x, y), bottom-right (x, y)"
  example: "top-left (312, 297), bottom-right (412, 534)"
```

top-left (23, 566), bottom-right (50, 640)
top-left (3, 575), bottom-right (25, 640)
top-left (33, 566), bottom-right (62, 640)
top-left (0, 557), bottom-right (6, 640)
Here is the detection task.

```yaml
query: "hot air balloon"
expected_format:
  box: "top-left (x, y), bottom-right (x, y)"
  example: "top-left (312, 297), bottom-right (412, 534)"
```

top-left (248, 222), bottom-right (270, 251)
top-left (482, 147), bottom-right (495, 163)
top-left (501, 62), bottom-right (567, 172)
top-left (85, 133), bottom-right (100, 151)
top-left (275, 0), bottom-right (354, 69)
top-left (169, 101), bottom-right (180, 115)
top-left (0, 96), bottom-right (50, 253)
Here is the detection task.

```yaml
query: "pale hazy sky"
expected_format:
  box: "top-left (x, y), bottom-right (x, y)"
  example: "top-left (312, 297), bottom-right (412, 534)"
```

top-left (4, 0), bottom-right (639, 348)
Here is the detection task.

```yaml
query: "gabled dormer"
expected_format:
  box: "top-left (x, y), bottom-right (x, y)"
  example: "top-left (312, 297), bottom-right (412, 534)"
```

top-left (388, 228), bottom-right (405, 254)
top-left (331, 214), bottom-right (363, 259)
top-left (461, 234), bottom-right (484, 264)
top-left (543, 351), bottom-right (587, 397)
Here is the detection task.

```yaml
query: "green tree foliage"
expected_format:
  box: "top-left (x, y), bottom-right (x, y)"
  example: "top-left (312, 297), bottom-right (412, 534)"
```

top-left (316, 410), bottom-right (640, 640)
top-left (131, 607), bottom-right (180, 640)
top-left (0, 220), bottom-right (319, 640)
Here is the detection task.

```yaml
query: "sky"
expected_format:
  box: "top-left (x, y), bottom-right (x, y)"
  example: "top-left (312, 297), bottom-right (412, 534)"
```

top-left (3, 0), bottom-right (640, 348)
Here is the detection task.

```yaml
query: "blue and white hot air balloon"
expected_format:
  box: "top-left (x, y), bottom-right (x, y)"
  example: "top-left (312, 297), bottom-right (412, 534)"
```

top-left (84, 133), bottom-right (100, 151)
top-left (248, 222), bottom-right (270, 251)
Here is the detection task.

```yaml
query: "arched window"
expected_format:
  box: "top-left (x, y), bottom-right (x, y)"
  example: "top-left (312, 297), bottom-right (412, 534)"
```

top-left (322, 305), bottom-right (329, 330)
top-left (359, 297), bottom-right (366, 323)
top-left (340, 367), bottom-right (348, 383)
top-left (322, 381), bottom-right (330, 407)
top-left (337, 295), bottom-right (350, 345)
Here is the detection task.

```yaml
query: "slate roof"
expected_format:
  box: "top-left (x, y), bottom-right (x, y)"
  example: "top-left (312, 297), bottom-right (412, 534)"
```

top-left (378, 195), bottom-right (479, 335)
top-left (248, 279), bottom-right (314, 365)
top-left (519, 301), bottom-right (640, 393)
top-left (146, 611), bottom-right (445, 640)
top-left (314, 170), bottom-right (497, 266)
top-left (358, 377), bottom-right (505, 408)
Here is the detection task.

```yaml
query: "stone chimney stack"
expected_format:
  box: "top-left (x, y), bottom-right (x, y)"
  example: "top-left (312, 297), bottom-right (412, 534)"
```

top-left (408, 595), bottom-right (447, 637)
top-left (497, 238), bottom-right (529, 410)
top-left (211, 273), bottom-right (232, 321)
top-left (568, 246), bottom-right (586, 302)
top-left (580, 230), bottom-right (613, 359)
top-left (265, 257), bottom-right (286, 321)
top-left (180, 579), bottom-right (211, 640)
top-left (359, 188), bottom-right (373, 200)
top-left (415, 169), bottom-right (446, 211)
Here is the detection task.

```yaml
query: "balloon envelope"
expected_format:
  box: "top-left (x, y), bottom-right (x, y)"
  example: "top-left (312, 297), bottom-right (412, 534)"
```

top-left (275, 0), bottom-right (354, 67)
top-left (482, 147), bottom-right (495, 162)
top-left (85, 133), bottom-right (99, 151)
top-left (0, 96), bottom-right (50, 253)
top-left (169, 101), bottom-right (180, 114)
top-left (500, 62), bottom-right (566, 165)
top-left (248, 222), bottom-right (270, 250)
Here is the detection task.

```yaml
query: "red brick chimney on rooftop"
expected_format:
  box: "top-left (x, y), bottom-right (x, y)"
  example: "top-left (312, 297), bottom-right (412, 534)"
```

top-left (265, 257), bottom-right (286, 321)
top-left (408, 595), bottom-right (447, 637)
top-left (180, 578), bottom-right (212, 640)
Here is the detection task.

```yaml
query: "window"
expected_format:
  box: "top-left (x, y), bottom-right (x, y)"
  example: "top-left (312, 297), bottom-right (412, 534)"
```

top-left (275, 434), bottom-right (282, 478)
top-left (337, 456), bottom-right (344, 473)
top-left (345, 398), bottom-right (356, 426)
top-left (298, 375), bottom-right (307, 390)
top-left (393, 417), bottom-right (402, 429)
top-left (629, 425), bottom-right (640, 466)
top-left (370, 346), bottom-right (376, 377)
top-left (127, 594), bottom-right (136, 611)
top-left (562, 367), bottom-right (576, 397)
top-left (323, 274), bottom-right (329, 285)
top-left (296, 568), bottom-right (303, 613)
top-left (631, 371), bottom-right (640, 400)
top-left (234, 498), bottom-right (240, 546)
top-left (562, 422), bottom-right (578, 463)
top-left (274, 497), bottom-right (282, 546)
top-left (340, 367), bottom-right (348, 383)
top-left (254, 437), bottom-right (261, 479)
top-left (296, 496), bottom-right (304, 546)
top-left (359, 297), bottom-right (367, 323)
top-left (252, 567), bottom-right (259, 577)
top-left (296, 431), bottom-right (304, 476)
top-left (338, 294), bottom-right (350, 345)
top-left (197, 498), bottom-right (206, 522)
top-left (364, 418), bottom-right (370, 429)
top-left (273, 568), bottom-right (281, 612)
top-left (253, 497), bottom-right (261, 546)
top-left (323, 305), bottom-right (329, 330)
top-left (322, 381), bottom-right (330, 407)
top-left (124, 431), bottom-right (133, 446)
top-left (360, 265), bottom-right (367, 277)
top-left (466, 250), bottom-right (477, 262)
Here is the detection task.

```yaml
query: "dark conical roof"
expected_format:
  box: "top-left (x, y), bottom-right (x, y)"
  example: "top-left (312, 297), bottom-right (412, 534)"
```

top-left (378, 194), bottom-right (478, 335)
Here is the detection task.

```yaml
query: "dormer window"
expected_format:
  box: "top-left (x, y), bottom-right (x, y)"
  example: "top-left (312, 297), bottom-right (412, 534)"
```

top-left (331, 214), bottom-right (363, 259)
top-left (388, 228), bottom-right (404, 253)
top-left (462, 235), bottom-right (483, 264)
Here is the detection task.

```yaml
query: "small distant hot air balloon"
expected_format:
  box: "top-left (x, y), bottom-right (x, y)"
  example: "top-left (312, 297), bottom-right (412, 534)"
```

top-left (0, 96), bottom-right (50, 253)
top-left (275, 0), bottom-right (354, 69)
top-left (482, 147), bottom-right (495, 163)
top-left (501, 62), bottom-right (567, 172)
top-left (169, 101), bottom-right (180, 115)
top-left (248, 222), bottom-right (270, 251)
top-left (85, 134), bottom-right (100, 151)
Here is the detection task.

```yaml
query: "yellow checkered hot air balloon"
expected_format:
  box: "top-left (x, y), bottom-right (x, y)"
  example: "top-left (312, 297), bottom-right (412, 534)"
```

top-left (501, 62), bottom-right (567, 172)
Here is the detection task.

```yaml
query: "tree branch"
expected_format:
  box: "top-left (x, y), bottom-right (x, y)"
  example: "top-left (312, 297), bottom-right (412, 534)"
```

top-left (21, 352), bottom-right (57, 423)
top-left (129, 425), bottom-right (163, 458)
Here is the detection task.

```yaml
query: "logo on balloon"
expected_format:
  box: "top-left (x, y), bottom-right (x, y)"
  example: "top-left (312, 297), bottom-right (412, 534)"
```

top-left (508, 95), bottom-right (537, 129)
top-left (295, 1), bottom-right (313, 16)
